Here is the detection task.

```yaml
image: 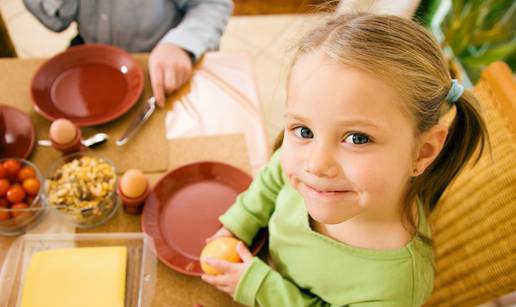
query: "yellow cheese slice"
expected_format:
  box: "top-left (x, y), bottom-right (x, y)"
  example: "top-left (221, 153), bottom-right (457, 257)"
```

top-left (21, 246), bottom-right (127, 307)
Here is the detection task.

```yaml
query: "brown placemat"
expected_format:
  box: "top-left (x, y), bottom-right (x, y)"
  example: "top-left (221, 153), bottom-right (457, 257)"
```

top-left (0, 55), bottom-right (168, 174)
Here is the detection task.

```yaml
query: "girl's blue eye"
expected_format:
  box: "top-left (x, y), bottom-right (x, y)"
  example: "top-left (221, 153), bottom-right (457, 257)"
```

top-left (294, 127), bottom-right (314, 139)
top-left (344, 133), bottom-right (369, 144)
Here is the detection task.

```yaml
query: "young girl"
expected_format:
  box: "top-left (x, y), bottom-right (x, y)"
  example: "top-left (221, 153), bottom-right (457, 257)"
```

top-left (202, 13), bottom-right (487, 306)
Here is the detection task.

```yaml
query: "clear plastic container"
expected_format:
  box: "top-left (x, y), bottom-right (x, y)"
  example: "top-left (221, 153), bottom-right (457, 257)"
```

top-left (0, 232), bottom-right (156, 307)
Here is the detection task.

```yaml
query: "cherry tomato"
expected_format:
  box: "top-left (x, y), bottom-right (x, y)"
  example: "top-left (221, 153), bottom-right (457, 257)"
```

top-left (0, 164), bottom-right (6, 179)
top-left (22, 178), bottom-right (40, 196)
top-left (3, 160), bottom-right (21, 177)
top-left (0, 198), bottom-right (11, 221)
top-left (25, 196), bottom-right (35, 206)
top-left (0, 209), bottom-right (10, 221)
top-left (18, 166), bottom-right (36, 181)
top-left (6, 184), bottom-right (25, 204)
top-left (11, 202), bottom-right (28, 218)
top-left (0, 179), bottom-right (9, 197)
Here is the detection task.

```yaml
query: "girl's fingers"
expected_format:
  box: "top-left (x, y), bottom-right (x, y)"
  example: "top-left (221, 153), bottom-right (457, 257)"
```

top-left (205, 233), bottom-right (223, 243)
top-left (203, 257), bottom-right (234, 273)
top-left (217, 285), bottom-right (233, 295)
top-left (201, 273), bottom-right (231, 293)
top-left (205, 234), bottom-right (220, 243)
top-left (236, 242), bottom-right (253, 262)
top-left (201, 273), bottom-right (222, 286)
top-left (205, 227), bottom-right (233, 243)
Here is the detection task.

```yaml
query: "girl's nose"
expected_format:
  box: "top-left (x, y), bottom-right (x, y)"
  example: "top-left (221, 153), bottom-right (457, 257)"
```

top-left (305, 143), bottom-right (339, 178)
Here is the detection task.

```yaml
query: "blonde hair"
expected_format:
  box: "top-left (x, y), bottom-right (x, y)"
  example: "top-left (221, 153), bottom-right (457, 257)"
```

top-left (276, 13), bottom-right (488, 237)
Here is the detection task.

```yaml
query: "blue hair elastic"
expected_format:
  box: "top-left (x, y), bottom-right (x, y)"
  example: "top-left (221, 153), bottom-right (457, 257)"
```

top-left (445, 79), bottom-right (464, 103)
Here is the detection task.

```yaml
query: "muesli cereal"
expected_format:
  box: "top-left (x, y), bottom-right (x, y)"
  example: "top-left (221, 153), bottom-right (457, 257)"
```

top-left (47, 156), bottom-right (116, 225)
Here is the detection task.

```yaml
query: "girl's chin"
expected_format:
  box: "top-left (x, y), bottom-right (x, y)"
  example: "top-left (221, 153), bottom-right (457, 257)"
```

top-left (309, 215), bottom-right (346, 225)
top-left (306, 206), bottom-right (353, 225)
top-left (305, 199), bottom-right (364, 225)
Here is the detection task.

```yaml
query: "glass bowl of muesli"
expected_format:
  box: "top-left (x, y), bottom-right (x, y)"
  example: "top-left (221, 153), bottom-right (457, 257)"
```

top-left (44, 152), bottom-right (119, 228)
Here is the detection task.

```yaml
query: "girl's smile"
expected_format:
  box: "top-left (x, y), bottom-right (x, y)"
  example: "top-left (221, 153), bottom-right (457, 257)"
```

top-left (304, 183), bottom-right (351, 196)
top-left (298, 179), bottom-right (354, 199)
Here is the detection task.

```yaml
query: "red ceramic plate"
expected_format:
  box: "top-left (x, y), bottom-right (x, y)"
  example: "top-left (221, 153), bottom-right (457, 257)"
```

top-left (142, 161), bottom-right (267, 276)
top-left (31, 44), bottom-right (144, 126)
top-left (0, 105), bottom-right (35, 159)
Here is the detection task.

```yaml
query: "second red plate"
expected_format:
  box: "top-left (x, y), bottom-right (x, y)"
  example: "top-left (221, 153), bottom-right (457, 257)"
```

top-left (0, 105), bottom-right (35, 159)
top-left (142, 161), bottom-right (266, 276)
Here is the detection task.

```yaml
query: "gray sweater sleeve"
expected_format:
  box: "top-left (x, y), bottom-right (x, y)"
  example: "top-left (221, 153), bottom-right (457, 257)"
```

top-left (160, 0), bottom-right (233, 61)
top-left (23, 0), bottom-right (78, 32)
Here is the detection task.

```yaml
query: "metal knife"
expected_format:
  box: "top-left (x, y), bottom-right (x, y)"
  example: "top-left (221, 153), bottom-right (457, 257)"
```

top-left (116, 96), bottom-right (157, 146)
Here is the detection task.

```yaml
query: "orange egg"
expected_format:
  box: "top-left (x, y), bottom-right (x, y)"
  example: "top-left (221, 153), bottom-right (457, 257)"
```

top-left (119, 169), bottom-right (147, 198)
top-left (200, 237), bottom-right (242, 275)
top-left (49, 118), bottom-right (77, 144)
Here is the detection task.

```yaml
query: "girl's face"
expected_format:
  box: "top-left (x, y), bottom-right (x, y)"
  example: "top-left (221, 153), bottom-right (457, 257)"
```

top-left (281, 51), bottom-right (418, 225)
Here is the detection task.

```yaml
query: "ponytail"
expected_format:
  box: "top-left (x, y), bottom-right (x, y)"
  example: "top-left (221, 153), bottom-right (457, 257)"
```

top-left (407, 90), bottom-right (488, 214)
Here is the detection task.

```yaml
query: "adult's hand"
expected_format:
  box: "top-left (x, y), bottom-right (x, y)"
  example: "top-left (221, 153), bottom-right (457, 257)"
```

top-left (148, 43), bottom-right (193, 107)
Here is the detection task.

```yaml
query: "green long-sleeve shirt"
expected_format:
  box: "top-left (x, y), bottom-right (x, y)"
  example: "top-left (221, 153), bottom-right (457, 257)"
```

top-left (220, 151), bottom-right (434, 307)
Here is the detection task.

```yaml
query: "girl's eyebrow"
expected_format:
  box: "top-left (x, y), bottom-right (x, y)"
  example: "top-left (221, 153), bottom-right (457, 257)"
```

top-left (285, 113), bottom-right (380, 129)
top-left (284, 113), bottom-right (308, 121)
top-left (335, 119), bottom-right (380, 129)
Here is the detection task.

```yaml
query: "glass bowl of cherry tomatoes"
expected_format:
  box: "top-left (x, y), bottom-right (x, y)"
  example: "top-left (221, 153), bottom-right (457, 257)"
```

top-left (0, 158), bottom-right (47, 236)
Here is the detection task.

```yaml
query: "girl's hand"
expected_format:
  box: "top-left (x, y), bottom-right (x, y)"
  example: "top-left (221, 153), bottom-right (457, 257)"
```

top-left (201, 242), bottom-right (254, 296)
top-left (205, 227), bottom-right (235, 243)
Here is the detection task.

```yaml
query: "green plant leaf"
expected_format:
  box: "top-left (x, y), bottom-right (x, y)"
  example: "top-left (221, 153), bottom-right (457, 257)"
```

top-left (444, 0), bottom-right (516, 64)
top-left (461, 41), bottom-right (516, 66)
top-left (472, 2), bottom-right (516, 45)
top-left (482, 0), bottom-right (515, 29)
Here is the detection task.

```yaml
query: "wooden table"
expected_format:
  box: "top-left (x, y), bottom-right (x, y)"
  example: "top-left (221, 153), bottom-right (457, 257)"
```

top-left (0, 53), bottom-right (264, 306)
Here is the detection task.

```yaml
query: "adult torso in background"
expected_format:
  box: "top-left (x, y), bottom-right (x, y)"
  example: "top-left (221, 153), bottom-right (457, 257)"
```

top-left (77, 0), bottom-right (182, 52)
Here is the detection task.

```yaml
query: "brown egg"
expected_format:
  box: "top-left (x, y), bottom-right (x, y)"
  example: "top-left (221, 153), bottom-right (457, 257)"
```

top-left (120, 169), bottom-right (147, 198)
top-left (49, 119), bottom-right (77, 144)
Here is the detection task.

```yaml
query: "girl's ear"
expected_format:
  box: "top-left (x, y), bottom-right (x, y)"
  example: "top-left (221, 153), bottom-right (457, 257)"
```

top-left (412, 124), bottom-right (448, 176)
